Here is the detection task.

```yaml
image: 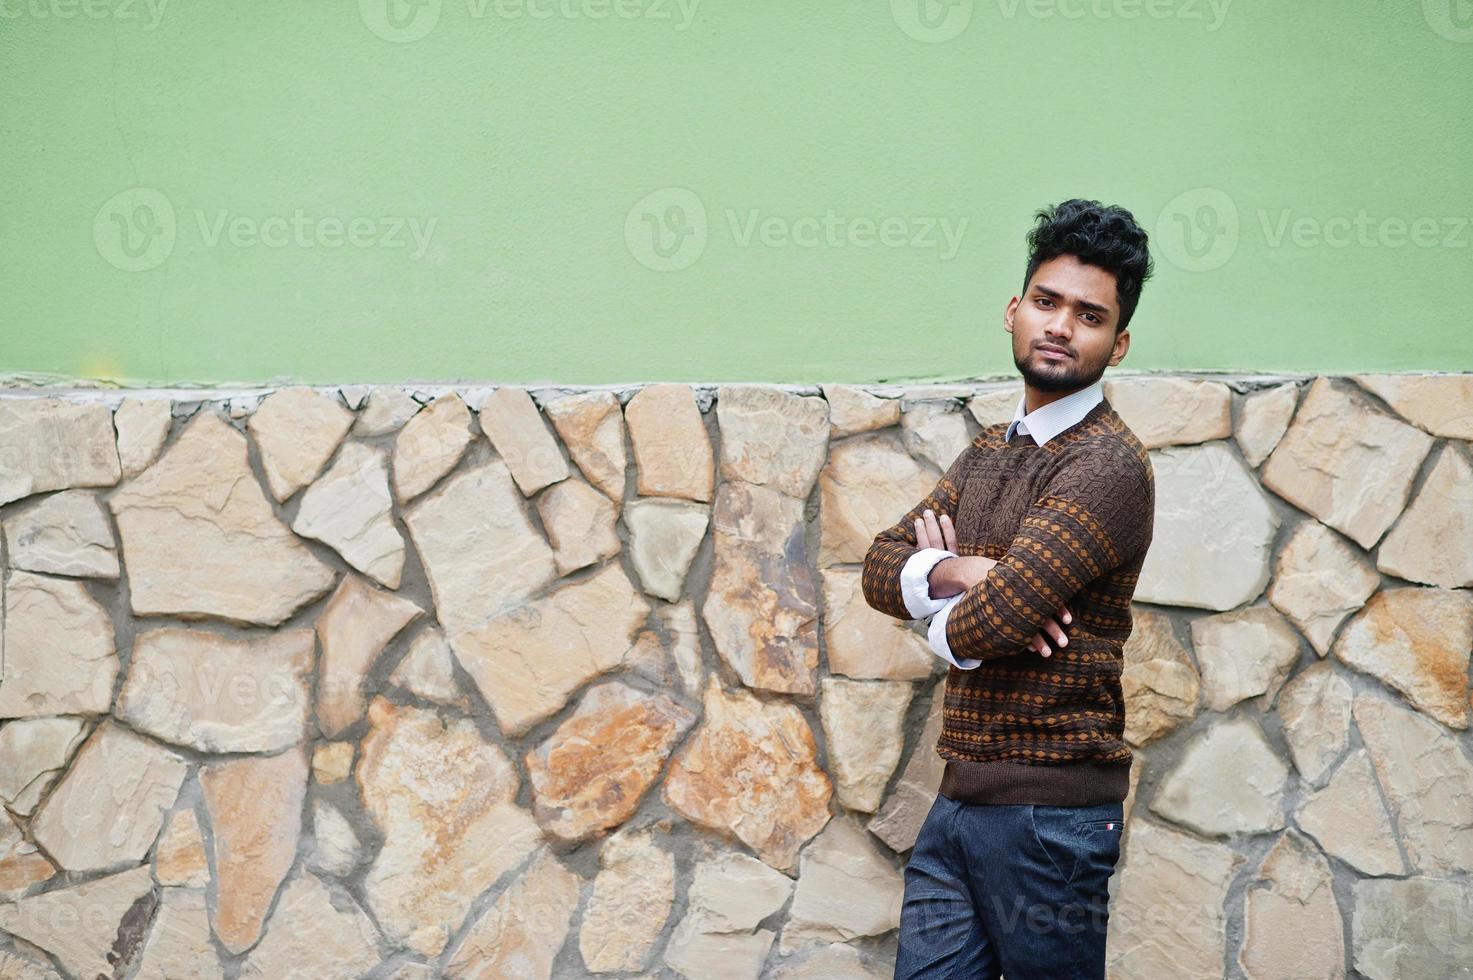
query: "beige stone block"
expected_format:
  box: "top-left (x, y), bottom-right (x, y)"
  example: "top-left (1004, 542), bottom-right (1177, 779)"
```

top-left (663, 678), bottom-right (832, 873)
top-left (544, 389), bottom-right (627, 504)
top-left (3, 489), bottom-right (118, 578)
top-left (132, 887), bottom-right (225, 980)
top-left (404, 457), bottom-right (557, 637)
top-left (200, 747), bottom-right (310, 953)
top-left (0, 865), bottom-right (154, 977)
top-left (1105, 377), bottom-right (1233, 448)
top-left (1355, 372), bottom-right (1473, 439)
top-left (1332, 586), bottom-right (1472, 729)
top-left (477, 386), bottom-right (570, 496)
top-left (1267, 520), bottom-right (1379, 655)
top-left (292, 441), bottom-right (406, 588)
top-left (238, 873), bottom-right (380, 980)
top-left (1106, 819), bottom-right (1242, 979)
top-left (0, 716), bottom-right (86, 816)
top-left (626, 383), bottom-right (713, 502)
top-left (353, 385), bottom-right (420, 436)
top-left (247, 386), bottom-right (353, 501)
top-left (108, 411), bottom-right (336, 625)
top-left (1353, 690), bottom-right (1473, 874)
top-left (1351, 876), bottom-right (1473, 978)
top-left (1237, 831), bottom-right (1344, 980)
top-left (1235, 382), bottom-right (1298, 467)
top-left (1150, 716), bottom-right (1288, 836)
top-left (1189, 605), bottom-right (1302, 711)
top-left (525, 680), bottom-right (695, 842)
top-left (114, 396), bottom-right (172, 478)
top-left (537, 476), bottom-right (621, 576)
top-left (443, 849), bottom-right (580, 980)
top-left (0, 817), bottom-right (55, 898)
top-left (0, 398), bottom-right (120, 506)
top-left (30, 719), bottom-right (188, 873)
top-left (388, 628), bottom-right (472, 711)
top-left (899, 400), bottom-right (971, 473)
top-left (579, 828), bottom-right (675, 973)
top-left (819, 677), bottom-right (912, 813)
top-left (450, 562), bottom-right (650, 736)
top-left (117, 627), bottom-right (315, 753)
top-left (1136, 442), bottom-right (1279, 610)
top-left (822, 384), bottom-right (899, 438)
top-left (391, 392), bottom-right (475, 503)
top-left (702, 481), bottom-right (819, 696)
top-left (1295, 748), bottom-right (1405, 877)
top-left (0, 570), bottom-right (118, 720)
top-left (624, 496), bottom-right (709, 601)
top-left (820, 567), bottom-right (933, 681)
top-left (155, 807), bottom-right (209, 888)
top-left (357, 697), bottom-right (542, 957)
top-left (817, 432), bottom-right (939, 568)
top-left (1276, 661), bottom-right (1353, 787)
top-left (868, 691), bottom-right (945, 853)
top-left (716, 384), bottom-right (830, 500)
top-left (315, 575), bottom-right (424, 738)
top-left (1261, 377), bottom-right (1433, 549)
top-left (1120, 611), bottom-right (1200, 748)
top-left (777, 816), bottom-right (901, 953)
top-left (1376, 444), bottom-right (1473, 588)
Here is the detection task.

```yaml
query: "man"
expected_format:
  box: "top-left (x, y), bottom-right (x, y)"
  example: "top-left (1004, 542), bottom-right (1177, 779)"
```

top-left (863, 198), bottom-right (1157, 979)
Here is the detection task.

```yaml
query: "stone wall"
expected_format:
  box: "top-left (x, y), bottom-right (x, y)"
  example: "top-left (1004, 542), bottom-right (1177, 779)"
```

top-left (0, 374), bottom-right (1470, 979)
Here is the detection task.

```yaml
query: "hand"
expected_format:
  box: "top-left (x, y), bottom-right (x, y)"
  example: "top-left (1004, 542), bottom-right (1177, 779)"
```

top-left (916, 508), bottom-right (1073, 659)
top-left (914, 507), bottom-right (957, 554)
top-left (1026, 604), bottom-right (1073, 659)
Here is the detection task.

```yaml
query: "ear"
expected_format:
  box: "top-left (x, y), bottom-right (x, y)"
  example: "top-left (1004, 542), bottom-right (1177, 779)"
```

top-left (1109, 329), bottom-right (1130, 365)
top-left (1004, 296), bottom-right (1019, 333)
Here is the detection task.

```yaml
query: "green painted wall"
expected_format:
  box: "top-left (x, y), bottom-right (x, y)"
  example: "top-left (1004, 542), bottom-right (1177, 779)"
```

top-left (3, 0), bottom-right (1470, 385)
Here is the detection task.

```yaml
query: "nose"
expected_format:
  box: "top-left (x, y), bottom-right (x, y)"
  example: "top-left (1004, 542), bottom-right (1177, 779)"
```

top-left (1043, 313), bottom-right (1072, 345)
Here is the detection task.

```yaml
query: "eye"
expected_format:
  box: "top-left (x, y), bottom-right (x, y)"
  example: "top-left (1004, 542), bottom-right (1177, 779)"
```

top-left (1083, 313), bottom-right (1101, 324)
top-left (1035, 297), bottom-right (1054, 307)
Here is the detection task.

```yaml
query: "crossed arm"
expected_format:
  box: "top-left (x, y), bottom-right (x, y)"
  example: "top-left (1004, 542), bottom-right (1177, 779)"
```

top-left (859, 450), bottom-right (1079, 666)
top-left (912, 506), bottom-right (1075, 662)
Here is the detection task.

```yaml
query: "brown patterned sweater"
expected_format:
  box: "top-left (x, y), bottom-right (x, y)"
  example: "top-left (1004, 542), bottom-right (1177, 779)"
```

top-left (861, 396), bottom-right (1155, 805)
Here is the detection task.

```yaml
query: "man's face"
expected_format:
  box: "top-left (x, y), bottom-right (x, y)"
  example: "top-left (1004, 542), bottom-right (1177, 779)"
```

top-left (1005, 254), bottom-right (1130, 393)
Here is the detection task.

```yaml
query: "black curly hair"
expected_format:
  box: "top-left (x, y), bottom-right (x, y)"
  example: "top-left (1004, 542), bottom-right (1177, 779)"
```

top-left (1022, 199), bottom-right (1154, 333)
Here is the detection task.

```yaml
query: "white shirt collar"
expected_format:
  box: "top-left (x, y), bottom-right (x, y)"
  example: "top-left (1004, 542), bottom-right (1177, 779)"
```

top-left (1004, 377), bottom-right (1105, 446)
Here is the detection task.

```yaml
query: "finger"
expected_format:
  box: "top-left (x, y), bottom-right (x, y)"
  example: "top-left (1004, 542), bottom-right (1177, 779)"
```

top-left (1031, 634), bottom-right (1051, 657)
top-left (1057, 605), bottom-right (1072, 626)
top-left (1045, 620), bottom-right (1067, 647)
top-left (922, 509), bottom-right (943, 549)
top-left (914, 517), bottom-right (932, 549)
top-left (939, 513), bottom-right (958, 553)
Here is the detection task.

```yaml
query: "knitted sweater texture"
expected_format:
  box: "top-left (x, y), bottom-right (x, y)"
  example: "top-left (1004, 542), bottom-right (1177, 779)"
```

top-left (861, 396), bottom-right (1155, 805)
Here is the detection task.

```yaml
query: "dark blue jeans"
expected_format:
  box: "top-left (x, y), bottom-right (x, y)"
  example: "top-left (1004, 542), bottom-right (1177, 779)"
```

top-left (893, 792), bottom-right (1124, 979)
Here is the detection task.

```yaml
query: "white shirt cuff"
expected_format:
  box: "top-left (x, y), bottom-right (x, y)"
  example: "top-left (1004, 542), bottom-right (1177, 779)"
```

top-left (899, 548), bottom-right (957, 619)
top-left (927, 593), bottom-right (981, 670)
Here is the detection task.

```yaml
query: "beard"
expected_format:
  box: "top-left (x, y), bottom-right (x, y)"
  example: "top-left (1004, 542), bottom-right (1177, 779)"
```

top-left (1013, 343), bottom-right (1109, 393)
